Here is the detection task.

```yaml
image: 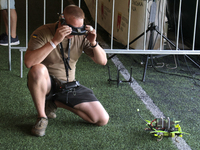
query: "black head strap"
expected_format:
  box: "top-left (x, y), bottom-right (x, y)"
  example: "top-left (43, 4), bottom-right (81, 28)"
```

top-left (59, 39), bottom-right (71, 82)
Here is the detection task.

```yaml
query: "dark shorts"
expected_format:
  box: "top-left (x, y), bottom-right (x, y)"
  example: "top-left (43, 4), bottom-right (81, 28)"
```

top-left (46, 76), bottom-right (98, 108)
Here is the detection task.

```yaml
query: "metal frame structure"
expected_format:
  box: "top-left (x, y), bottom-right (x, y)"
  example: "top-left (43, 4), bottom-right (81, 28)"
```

top-left (39, 0), bottom-right (200, 54)
top-left (7, 0), bottom-right (80, 78)
top-left (7, 0), bottom-right (28, 78)
top-left (7, 0), bottom-right (200, 78)
top-left (103, 0), bottom-right (200, 55)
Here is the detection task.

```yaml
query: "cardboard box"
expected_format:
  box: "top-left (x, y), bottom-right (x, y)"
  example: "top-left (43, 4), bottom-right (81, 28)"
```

top-left (84, 0), bottom-right (167, 49)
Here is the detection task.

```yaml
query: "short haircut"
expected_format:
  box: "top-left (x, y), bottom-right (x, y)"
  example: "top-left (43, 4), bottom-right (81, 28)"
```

top-left (64, 5), bottom-right (85, 19)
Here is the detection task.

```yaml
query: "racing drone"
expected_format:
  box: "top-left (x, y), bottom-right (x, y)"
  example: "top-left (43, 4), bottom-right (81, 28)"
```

top-left (137, 109), bottom-right (189, 142)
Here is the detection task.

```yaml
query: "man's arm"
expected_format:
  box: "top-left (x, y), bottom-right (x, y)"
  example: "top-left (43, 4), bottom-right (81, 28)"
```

top-left (25, 42), bottom-right (55, 68)
top-left (25, 24), bottom-right (72, 68)
top-left (90, 41), bottom-right (107, 66)
top-left (85, 25), bottom-right (107, 66)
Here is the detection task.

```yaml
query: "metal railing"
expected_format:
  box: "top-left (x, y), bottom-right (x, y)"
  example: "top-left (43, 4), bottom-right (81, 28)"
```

top-left (7, 0), bottom-right (28, 78)
top-left (100, 0), bottom-right (200, 55)
top-left (7, 0), bottom-right (200, 78)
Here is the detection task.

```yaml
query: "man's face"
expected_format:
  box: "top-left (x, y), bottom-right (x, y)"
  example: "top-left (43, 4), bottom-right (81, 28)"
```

top-left (65, 16), bottom-right (84, 39)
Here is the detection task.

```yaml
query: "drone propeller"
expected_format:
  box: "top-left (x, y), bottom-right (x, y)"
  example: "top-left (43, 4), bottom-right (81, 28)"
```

top-left (170, 131), bottom-right (190, 135)
top-left (174, 121), bottom-right (181, 123)
top-left (145, 120), bottom-right (151, 124)
top-left (150, 128), bottom-right (168, 133)
top-left (150, 130), bottom-right (168, 134)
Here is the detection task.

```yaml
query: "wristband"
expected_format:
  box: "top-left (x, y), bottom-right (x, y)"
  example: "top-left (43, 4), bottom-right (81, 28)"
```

top-left (90, 42), bottom-right (98, 48)
top-left (49, 40), bottom-right (56, 49)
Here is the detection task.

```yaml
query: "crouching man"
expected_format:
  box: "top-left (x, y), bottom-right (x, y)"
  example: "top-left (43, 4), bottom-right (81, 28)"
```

top-left (25, 5), bottom-right (109, 136)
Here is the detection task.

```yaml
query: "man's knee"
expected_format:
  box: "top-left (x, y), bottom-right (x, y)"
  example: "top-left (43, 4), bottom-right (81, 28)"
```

top-left (97, 114), bottom-right (109, 126)
top-left (28, 64), bottom-right (49, 81)
top-left (27, 64), bottom-right (51, 95)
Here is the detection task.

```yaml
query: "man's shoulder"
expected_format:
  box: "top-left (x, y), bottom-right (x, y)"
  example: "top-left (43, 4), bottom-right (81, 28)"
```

top-left (33, 23), bottom-right (57, 35)
top-left (28, 23), bottom-right (57, 50)
top-left (44, 23), bottom-right (57, 30)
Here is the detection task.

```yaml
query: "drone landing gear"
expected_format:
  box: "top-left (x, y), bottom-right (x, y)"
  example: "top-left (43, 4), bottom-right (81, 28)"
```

top-left (157, 135), bottom-right (163, 142)
top-left (157, 135), bottom-right (180, 142)
top-left (107, 65), bottom-right (133, 87)
top-left (175, 136), bottom-right (179, 143)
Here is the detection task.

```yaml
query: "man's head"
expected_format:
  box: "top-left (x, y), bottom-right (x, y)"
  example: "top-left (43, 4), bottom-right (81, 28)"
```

top-left (62, 5), bottom-right (85, 39)
top-left (63, 5), bottom-right (85, 20)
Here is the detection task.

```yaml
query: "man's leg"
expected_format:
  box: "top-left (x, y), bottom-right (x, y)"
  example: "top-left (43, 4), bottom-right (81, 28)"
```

top-left (1, 9), bottom-right (17, 38)
top-left (27, 64), bottom-right (52, 136)
top-left (27, 64), bottom-right (51, 119)
top-left (55, 101), bottom-right (109, 126)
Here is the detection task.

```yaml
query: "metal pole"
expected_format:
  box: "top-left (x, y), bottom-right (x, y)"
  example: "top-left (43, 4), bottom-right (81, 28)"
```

top-left (20, 49), bottom-right (23, 78)
top-left (44, 0), bottom-right (46, 24)
top-left (127, 0), bottom-right (132, 50)
top-left (95, 0), bottom-right (98, 31)
top-left (61, 0), bottom-right (63, 13)
top-left (192, 0), bottom-right (199, 50)
top-left (176, 0), bottom-right (182, 50)
top-left (143, 0), bottom-right (149, 50)
top-left (111, 0), bottom-right (115, 50)
top-left (20, 0), bottom-right (28, 78)
top-left (78, 0), bottom-right (81, 7)
top-left (26, 0), bottom-right (28, 48)
top-left (159, 0), bottom-right (166, 50)
top-left (8, 0), bottom-right (11, 71)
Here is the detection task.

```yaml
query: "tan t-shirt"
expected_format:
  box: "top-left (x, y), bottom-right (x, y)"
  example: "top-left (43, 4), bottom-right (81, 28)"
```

top-left (27, 23), bottom-right (94, 82)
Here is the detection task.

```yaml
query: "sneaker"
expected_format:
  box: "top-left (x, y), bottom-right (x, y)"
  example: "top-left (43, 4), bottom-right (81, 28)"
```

top-left (45, 100), bottom-right (57, 119)
top-left (0, 33), bottom-right (7, 40)
top-left (0, 33), bottom-right (20, 46)
top-left (31, 117), bottom-right (48, 137)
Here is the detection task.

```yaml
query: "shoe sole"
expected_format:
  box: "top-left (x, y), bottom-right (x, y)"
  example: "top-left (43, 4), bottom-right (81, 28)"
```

top-left (0, 41), bottom-right (20, 46)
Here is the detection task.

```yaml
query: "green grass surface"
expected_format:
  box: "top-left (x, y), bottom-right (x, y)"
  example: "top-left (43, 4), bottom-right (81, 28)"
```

top-left (2, 46), bottom-right (200, 149)
top-left (116, 54), bottom-right (200, 150)
top-left (0, 47), bottom-right (180, 150)
top-left (1, 0), bottom-right (200, 149)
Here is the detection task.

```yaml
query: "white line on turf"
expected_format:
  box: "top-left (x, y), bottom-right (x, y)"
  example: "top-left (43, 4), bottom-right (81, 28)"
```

top-left (109, 54), bottom-right (191, 150)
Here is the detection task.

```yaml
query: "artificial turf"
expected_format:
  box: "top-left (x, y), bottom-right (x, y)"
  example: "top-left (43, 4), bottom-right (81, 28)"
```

top-left (2, 46), bottom-right (200, 150)
top-left (1, 0), bottom-right (200, 149)
top-left (0, 47), bottom-right (178, 150)
top-left (116, 54), bottom-right (200, 150)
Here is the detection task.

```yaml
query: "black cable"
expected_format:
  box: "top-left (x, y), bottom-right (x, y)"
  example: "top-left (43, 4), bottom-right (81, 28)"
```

top-left (178, 1), bottom-right (200, 86)
top-left (149, 0), bottom-right (200, 86)
top-left (150, 56), bottom-right (200, 86)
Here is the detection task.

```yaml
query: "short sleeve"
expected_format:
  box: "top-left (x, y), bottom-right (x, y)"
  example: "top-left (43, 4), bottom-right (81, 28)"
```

top-left (82, 38), bottom-right (94, 58)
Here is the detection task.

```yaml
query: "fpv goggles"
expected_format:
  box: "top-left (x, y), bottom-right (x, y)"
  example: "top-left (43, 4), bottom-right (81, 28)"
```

top-left (59, 14), bottom-right (87, 35)
top-left (67, 24), bottom-right (87, 35)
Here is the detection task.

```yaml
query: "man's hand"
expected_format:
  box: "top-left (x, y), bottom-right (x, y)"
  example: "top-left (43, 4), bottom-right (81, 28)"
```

top-left (52, 25), bottom-right (72, 45)
top-left (85, 25), bottom-right (96, 45)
